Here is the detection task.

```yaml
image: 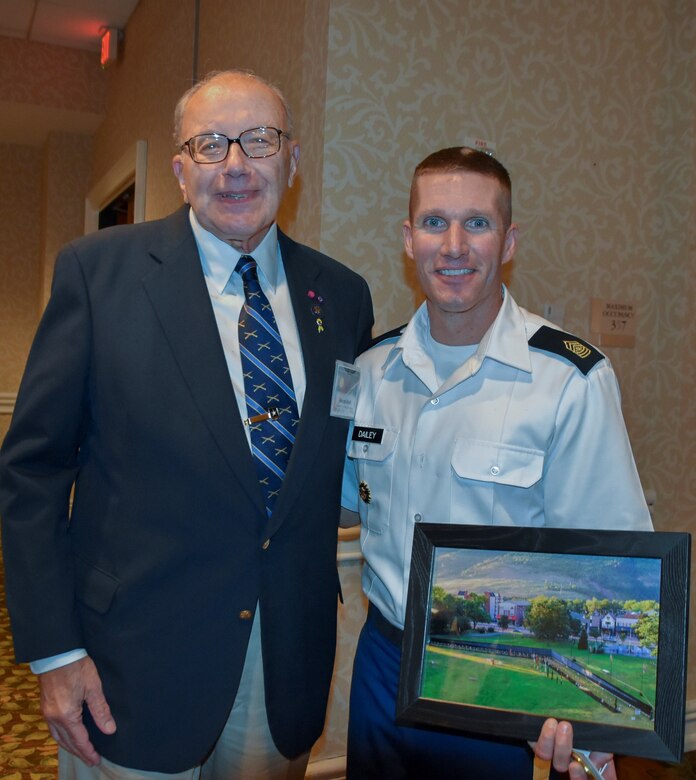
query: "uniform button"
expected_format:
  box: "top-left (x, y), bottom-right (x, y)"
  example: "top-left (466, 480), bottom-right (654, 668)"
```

top-left (490, 465), bottom-right (500, 476)
top-left (414, 513), bottom-right (422, 522)
top-left (430, 397), bottom-right (440, 405)
top-left (239, 609), bottom-right (253, 620)
top-left (362, 444), bottom-right (368, 452)
top-left (262, 538), bottom-right (270, 550)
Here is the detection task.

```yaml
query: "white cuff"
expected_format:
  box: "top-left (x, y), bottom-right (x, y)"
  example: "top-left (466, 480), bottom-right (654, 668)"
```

top-left (30, 648), bottom-right (88, 674)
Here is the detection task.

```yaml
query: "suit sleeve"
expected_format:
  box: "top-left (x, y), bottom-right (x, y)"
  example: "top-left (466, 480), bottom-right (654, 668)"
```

top-left (0, 245), bottom-right (92, 662)
top-left (542, 360), bottom-right (653, 531)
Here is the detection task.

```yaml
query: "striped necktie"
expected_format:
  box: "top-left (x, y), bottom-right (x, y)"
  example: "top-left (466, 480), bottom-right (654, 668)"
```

top-left (236, 255), bottom-right (299, 516)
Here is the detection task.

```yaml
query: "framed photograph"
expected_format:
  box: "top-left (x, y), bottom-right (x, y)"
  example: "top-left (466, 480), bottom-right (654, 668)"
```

top-left (396, 524), bottom-right (690, 763)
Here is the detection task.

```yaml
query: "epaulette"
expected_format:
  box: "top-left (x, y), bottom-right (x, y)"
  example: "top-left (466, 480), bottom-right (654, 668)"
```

top-left (369, 324), bottom-right (407, 349)
top-left (528, 325), bottom-right (604, 375)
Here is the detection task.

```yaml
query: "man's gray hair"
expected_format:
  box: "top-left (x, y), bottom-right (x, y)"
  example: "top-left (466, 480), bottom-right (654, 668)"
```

top-left (173, 69), bottom-right (295, 146)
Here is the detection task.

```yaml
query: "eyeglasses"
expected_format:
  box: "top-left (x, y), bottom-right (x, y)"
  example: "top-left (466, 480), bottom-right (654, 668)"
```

top-left (181, 127), bottom-right (287, 163)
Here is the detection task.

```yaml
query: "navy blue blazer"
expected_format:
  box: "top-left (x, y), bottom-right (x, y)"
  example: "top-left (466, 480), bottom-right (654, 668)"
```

top-left (0, 206), bottom-right (374, 771)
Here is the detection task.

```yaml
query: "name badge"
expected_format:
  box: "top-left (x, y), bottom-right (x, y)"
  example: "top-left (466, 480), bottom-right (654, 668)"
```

top-left (330, 360), bottom-right (360, 419)
top-left (351, 426), bottom-right (383, 444)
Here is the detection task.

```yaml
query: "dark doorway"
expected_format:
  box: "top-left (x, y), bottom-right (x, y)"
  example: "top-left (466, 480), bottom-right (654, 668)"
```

top-left (98, 182), bottom-right (135, 229)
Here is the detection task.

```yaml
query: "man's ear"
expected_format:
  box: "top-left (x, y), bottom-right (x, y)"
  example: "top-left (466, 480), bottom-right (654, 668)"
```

top-left (288, 143), bottom-right (300, 187)
top-left (502, 223), bottom-right (519, 266)
top-left (172, 154), bottom-right (188, 203)
top-left (402, 220), bottom-right (414, 259)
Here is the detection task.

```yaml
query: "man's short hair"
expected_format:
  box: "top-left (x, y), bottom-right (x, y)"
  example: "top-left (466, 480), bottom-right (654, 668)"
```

top-left (410, 147), bottom-right (512, 228)
top-left (173, 69), bottom-right (294, 146)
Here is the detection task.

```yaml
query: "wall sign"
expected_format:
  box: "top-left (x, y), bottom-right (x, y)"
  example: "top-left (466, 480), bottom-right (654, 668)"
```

top-left (590, 299), bottom-right (637, 348)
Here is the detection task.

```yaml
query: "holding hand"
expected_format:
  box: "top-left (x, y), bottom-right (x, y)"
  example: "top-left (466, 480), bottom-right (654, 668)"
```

top-left (533, 718), bottom-right (616, 780)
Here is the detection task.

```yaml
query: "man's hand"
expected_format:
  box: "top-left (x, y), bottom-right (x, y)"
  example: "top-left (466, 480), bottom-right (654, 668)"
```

top-left (39, 656), bottom-right (117, 766)
top-left (533, 718), bottom-right (616, 779)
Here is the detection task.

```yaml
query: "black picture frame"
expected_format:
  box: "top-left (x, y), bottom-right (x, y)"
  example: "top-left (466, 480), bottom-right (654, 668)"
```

top-left (396, 524), bottom-right (690, 763)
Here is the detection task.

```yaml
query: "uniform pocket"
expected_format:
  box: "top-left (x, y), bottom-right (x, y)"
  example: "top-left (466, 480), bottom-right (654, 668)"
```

top-left (451, 439), bottom-right (544, 487)
top-left (347, 426), bottom-right (399, 533)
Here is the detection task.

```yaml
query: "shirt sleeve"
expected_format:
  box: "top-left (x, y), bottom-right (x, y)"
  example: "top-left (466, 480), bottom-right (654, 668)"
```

top-left (542, 360), bottom-right (653, 531)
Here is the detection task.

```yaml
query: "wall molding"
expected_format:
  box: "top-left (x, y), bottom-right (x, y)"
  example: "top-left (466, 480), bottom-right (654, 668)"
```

top-left (0, 392), bottom-right (17, 415)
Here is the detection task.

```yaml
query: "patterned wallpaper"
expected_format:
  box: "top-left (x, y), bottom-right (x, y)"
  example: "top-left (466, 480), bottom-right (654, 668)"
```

top-left (320, 0), bottom-right (696, 704)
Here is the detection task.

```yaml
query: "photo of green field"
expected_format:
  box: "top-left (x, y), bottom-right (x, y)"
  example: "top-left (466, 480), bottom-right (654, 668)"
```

top-left (422, 547), bottom-right (661, 730)
top-left (421, 634), bottom-right (656, 729)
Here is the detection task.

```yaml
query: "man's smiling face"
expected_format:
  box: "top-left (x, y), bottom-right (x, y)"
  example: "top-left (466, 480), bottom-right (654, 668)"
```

top-left (172, 73), bottom-right (299, 253)
top-left (402, 170), bottom-right (518, 345)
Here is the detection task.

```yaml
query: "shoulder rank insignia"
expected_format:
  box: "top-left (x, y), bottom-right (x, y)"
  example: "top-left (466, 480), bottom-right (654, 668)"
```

top-left (528, 325), bottom-right (604, 375)
top-left (369, 324), bottom-right (407, 349)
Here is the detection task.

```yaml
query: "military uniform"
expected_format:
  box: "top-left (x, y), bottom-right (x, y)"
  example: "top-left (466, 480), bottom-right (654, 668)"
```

top-left (342, 287), bottom-right (651, 779)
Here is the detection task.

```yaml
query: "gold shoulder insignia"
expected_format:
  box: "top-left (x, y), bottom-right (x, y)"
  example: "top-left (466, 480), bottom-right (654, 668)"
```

top-left (563, 340), bottom-right (592, 359)
top-left (529, 326), bottom-right (604, 376)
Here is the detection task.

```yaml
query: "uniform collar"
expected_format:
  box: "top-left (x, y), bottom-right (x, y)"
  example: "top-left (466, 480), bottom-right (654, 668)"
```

top-left (384, 286), bottom-right (533, 387)
top-left (188, 208), bottom-right (280, 294)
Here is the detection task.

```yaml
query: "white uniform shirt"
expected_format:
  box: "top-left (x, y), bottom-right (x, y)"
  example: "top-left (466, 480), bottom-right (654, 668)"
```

top-left (342, 288), bottom-right (652, 630)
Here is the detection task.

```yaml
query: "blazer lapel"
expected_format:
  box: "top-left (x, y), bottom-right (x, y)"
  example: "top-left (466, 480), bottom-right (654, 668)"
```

top-left (140, 207), bottom-right (264, 514)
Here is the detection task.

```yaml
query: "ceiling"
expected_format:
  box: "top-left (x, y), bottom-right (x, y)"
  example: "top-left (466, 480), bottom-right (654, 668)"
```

top-left (0, 1), bottom-right (140, 146)
top-left (0, 0), bottom-right (140, 51)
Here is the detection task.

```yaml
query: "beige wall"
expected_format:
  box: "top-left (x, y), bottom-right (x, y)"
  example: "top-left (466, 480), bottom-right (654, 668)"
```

top-left (0, 144), bottom-right (42, 390)
top-left (89, 0), bottom-right (331, 245)
top-left (196, 0), bottom-right (330, 248)
top-left (0, 0), bottom-right (694, 762)
top-left (0, 37), bottom-right (106, 114)
top-left (0, 36), bottom-right (105, 443)
top-left (40, 133), bottom-right (94, 307)
top-left (90, 0), bottom-right (196, 221)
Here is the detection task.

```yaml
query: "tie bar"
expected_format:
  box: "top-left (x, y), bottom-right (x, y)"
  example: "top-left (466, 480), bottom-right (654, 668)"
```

top-left (244, 407), bottom-right (280, 426)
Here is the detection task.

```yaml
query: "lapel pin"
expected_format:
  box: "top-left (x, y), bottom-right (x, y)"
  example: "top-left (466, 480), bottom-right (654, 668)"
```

top-left (308, 290), bottom-right (326, 333)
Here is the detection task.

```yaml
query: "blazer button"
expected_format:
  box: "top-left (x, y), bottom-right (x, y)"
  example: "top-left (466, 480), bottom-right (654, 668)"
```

top-left (239, 609), bottom-right (253, 620)
top-left (262, 539), bottom-right (270, 550)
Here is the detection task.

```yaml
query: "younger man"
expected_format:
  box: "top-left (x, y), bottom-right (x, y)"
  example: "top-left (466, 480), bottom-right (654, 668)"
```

top-left (342, 147), bottom-right (652, 779)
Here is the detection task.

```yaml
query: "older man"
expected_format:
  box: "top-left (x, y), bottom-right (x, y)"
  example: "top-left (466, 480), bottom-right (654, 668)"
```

top-left (0, 70), bottom-right (373, 779)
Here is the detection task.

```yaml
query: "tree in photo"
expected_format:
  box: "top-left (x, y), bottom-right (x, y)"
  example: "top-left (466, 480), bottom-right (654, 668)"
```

top-left (526, 596), bottom-right (571, 641)
top-left (457, 592), bottom-right (490, 631)
top-left (577, 626), bottom-right (589, 651)
top-left (636, 612), bottom-right (660, 656)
